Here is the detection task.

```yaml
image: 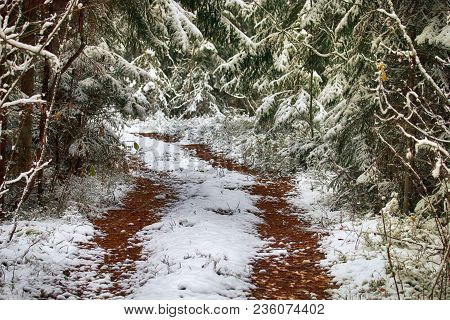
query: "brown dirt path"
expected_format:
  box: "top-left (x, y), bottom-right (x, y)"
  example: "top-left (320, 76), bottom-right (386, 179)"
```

top-left (65, 133), bottom-right (332, 299)
top-left (162, 139), bottom-right (333, 299)
top-left (90, 175), bottom-right (176, 296)
top-left (64, 170), bottom-right (176, 299)
top-left (249, 179), bottom-right (331, 299)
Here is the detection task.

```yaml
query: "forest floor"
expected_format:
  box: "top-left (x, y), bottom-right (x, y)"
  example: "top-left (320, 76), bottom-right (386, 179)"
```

top-left (0, 118), bottom-right (396, 300)
top-left (58, 133), bottom-right (332, 299)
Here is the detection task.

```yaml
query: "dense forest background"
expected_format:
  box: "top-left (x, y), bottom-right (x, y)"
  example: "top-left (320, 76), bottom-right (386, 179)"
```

top-left (0, 0), bottom-right (449, 299)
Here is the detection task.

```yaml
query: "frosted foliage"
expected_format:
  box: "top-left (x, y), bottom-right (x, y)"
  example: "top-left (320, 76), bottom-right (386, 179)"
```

top-left (158, 0), bottom-right (202, 51)
top-left (417, 17), bottom-right (450, 49)
top-left (225, 0), bottom-right (250, 10)
top-left (274, 96), bottom-right (295, 126)
top-left (335, 0), bottom-right (362, 34)
top-left (255, 93), bottom-right (278, 121)
top-left (273, 90), bottom-right (310, 127)
top-left (221, 16), bottom-right (256, 52)
top-left (299, 0), bottom-right (346, 28)
top-left (317, 77), bottom-right (344, 107)
top-left (274, 40), bottom-right (292, 72)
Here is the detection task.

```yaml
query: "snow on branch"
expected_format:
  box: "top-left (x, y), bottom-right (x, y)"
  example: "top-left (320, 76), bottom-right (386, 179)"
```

top-left (84, 45), bottom-right (152, 80)
top-left (378, 1), bottom-right (449, 103)
top-left (1, 95), bottom-right (45, 108)
top-left (335, 0), bottom-right (362, 34)
top-left (225, 0), bottom-right (251, 10)
top-left (158, 0), bottom-right (203, 51)
top-left (221, 15), bottom-right (256, 53)
top-left (0, 27), bottom-right (60, 69)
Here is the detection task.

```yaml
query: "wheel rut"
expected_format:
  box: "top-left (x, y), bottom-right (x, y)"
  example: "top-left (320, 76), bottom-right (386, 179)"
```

top-left (154, 136), bottom-right (333, 299)
top-left (63, 172), bottom-right (176, 299)
top-left (64, 133), bottom-right (332, 299)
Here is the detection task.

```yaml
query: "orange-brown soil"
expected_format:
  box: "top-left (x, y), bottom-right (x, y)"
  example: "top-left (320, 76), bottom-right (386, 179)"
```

top-left (65, 133), bottom-right (332, 299)
top-left (62, 172), bottom-right (175, 299)
top-left (175, 141), bottom-right (333, 299)
top-left (140, 132), bottom-right (179, 143)
top-left (90, 176), bottom-right (176, 296)
top-left (249, 179), bottom-right (332, 299)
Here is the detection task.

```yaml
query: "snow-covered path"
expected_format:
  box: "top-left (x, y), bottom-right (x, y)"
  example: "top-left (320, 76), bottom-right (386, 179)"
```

top-left (117, 129), bottom-right (331, 299)
top-left (0, 127), bottom-right (333, 300)
top-left (122, 132), bottom-right (263, 299)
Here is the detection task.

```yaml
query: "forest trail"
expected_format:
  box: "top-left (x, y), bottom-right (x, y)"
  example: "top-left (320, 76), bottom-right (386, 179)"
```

top-left (249, 179), bottom-right (331, 299)
top-left (64, 174), bottom-right (176, 299)
top-left (67, 133), bottom-right (332, 299)
top-left (170, 140), bottom-right (332, 299)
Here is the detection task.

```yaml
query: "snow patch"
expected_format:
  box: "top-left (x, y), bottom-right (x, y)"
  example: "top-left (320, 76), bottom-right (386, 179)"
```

top-left (121, 125), bottom-right (264, 299)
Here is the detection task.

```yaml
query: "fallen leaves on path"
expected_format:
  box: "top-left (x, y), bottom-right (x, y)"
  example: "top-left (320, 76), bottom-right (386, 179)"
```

top-left (67, 173), bottom-right (176, 298)
top-left (169, 140), bottom-right (333, 299)
top-left (249, 179), bottom-right (332, 300)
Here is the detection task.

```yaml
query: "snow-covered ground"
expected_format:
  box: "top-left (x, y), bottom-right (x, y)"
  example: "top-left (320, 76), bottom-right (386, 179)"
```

top-left (1, 115), bottom-right (437, 300)
top-left (0, 171), bottom-right (132, 299)
top-left (130, 114), bottom-right (403, 299)
top-left (122, 126), bottom-right (264, 299)
top-left (0, 210), bottom-right (104, 299)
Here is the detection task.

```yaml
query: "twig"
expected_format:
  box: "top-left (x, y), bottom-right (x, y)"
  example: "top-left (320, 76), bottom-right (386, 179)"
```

top-left (429, 242), bottom-right (450, 299)
top-left (381, 210), bottom-right (401, 299)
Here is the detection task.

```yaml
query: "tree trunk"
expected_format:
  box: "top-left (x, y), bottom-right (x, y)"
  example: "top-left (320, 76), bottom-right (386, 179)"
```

top-left (0, 111), bottom-right (7, 217)
top-left (402, 140), bottom-right (413, 214)
top-left (37, 60), bottom-right (51, 204)
top-left (16, 0), bottom-right (37, 175)
top-left (309, 62), bottom-right (315, 139)
top-left (402, 53), bottom-right (417, 215)
top-left (36, 0), bottom-right (67, 203)
top-left (17, 85), bottom-right (34, 175)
